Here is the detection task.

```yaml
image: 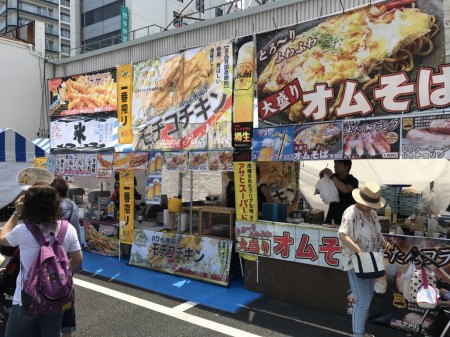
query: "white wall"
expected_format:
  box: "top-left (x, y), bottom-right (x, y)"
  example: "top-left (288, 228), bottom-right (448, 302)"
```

top-left (0, 28), bottom-right (48, 140)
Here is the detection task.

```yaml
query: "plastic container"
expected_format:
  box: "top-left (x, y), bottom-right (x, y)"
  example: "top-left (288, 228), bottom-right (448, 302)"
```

top-left (262, 203), bottom-right (288, 222)
top-left (384, 204), bottom-right (392, 223)
top-left (428, 215), bottom-right (439, 237)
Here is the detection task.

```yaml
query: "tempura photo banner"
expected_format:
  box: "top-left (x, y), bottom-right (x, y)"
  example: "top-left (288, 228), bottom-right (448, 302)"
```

top-left (132, 39), bottom-right (233, 151)
top-left (256, 0), bottom-right (446, 126)
top-left (49, 68), bottom-right (117, 116)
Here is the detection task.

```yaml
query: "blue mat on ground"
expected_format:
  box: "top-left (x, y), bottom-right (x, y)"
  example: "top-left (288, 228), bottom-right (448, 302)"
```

top-left (81, 251), bottom-right (262, 313)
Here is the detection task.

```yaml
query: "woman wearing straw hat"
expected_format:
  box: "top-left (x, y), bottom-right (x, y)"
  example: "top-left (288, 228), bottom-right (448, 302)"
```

top-left (338, 182), bottom-right (393, 337)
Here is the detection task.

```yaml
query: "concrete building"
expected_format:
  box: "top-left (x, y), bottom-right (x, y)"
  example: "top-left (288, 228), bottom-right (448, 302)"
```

top-left (0, 0), bottom-right (72, 59)
top-left (75, 0), bottom-right (279, 54)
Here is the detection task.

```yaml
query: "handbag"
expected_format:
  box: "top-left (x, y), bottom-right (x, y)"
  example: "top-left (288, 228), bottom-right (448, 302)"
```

top-left (351, 251), bottom-right (385, 279)
top-left (408, 265), bottom-right (437, 302)
top-left (416, 267), bottom-right (439, 309)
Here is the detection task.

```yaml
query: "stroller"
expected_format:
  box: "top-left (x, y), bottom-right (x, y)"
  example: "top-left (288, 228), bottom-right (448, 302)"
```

top-left (0, 246), bottom-right (20, 320)
top-left (411, 247), bottom-right (450, 337)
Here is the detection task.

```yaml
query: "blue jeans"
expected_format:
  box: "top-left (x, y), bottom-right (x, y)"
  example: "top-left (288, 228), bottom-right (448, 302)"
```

top-left (5, 304), bottom-right (64, 337)
top-left (347, 269), bottom-right (375, 337)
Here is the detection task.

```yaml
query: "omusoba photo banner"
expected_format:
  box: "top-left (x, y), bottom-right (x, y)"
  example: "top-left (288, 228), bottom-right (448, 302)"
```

top-left (256, 0), bottom-right (447, 126)
top-left (132, 39), bottom-right (233, 151)
top-left (49, 68), bottom-right (118, 116)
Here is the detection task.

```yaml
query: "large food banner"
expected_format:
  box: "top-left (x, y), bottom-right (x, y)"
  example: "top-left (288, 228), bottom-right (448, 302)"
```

top-left (256, 0), bottom-right (446, 126)
top-left (50, 114), bottom-right (117, 153)
top-left (49, 68), bottom-right (117, 116)
top-left (132, 39), bottom-right (233, 151)
top-left (129, 229), bottom-right (233, 286)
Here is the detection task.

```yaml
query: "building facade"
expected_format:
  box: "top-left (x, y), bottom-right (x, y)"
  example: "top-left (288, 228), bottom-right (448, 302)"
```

top-left (76, 0), bottom-right (279, 54)
top-left (0, 0), bottom-right (71, 58)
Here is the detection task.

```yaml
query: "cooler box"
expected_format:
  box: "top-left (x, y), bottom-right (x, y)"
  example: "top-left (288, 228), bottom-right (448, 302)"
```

top-left (262, 203), bottom-right (288, 222)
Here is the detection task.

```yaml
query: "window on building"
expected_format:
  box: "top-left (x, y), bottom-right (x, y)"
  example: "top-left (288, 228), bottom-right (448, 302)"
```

top-left (61, 13), bottom-right (70, 23)
top-left (83, 1), bottom-right (122, 27)
top-left (215, 7), bottom-right (223, 17)
top-left (196, 0), bottom-right (204, 13)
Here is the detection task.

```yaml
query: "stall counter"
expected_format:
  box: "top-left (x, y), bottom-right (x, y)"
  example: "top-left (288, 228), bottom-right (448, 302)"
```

top-left (236, 219), bottom-right (450, 332)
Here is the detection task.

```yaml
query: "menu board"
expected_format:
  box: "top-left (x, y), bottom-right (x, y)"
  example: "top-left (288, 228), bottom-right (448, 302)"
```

top-left (252, 126), bottom-right (294, 161)
top-left (402, 114), bottom-right (450, 159)
top-left (343, 118), bottom-right (401, 159)
top-left (294, 122), bottom-right (343, 160)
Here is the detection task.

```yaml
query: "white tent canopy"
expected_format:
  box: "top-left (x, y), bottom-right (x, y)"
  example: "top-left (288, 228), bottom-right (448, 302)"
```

top-left (300, 159), bottom-right (450, 217)
top-left (0, 129), bottom-right (47, 209)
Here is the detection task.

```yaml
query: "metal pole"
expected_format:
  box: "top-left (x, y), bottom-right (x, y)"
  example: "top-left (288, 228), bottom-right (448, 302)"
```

top-left (190, 171), bottom-right (193, 235)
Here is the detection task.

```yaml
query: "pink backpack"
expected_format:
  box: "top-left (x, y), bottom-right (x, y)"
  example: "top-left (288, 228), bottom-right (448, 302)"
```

top-left (21, 220), bottom-right (74, 315)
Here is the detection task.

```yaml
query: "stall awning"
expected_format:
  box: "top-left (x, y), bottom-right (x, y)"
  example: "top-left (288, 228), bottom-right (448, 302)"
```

top-left (0, 128), bottom-right (46, 162)
top-left (32, 138), bottom-right (51, 154)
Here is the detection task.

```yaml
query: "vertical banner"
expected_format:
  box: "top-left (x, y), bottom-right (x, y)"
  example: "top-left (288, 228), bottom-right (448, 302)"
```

top-left (232, 36), bottom-right (255, 150)
top-left (119, 170), bottom-right (134, 244)
top-left (234, 162), bottom-right (257, 221)
top-left (120, 5), bottom-right (129, 42)
top-left (146, 151), bottom-right (162, 205)
top-left (117, 64), bottom-right (133, 144)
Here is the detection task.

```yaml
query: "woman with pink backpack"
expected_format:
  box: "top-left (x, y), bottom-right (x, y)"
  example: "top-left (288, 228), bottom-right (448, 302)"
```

top-left (0, 182), bottom-right (83, 337)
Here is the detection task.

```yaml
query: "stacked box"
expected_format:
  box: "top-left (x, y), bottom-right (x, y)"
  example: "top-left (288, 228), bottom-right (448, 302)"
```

top-left (380, 186), bottom-right (399, 214)
top-left (398, 191), bottom-right (422, 216)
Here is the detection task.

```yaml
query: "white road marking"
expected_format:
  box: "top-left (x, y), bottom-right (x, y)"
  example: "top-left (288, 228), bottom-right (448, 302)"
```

top-left (172, 300), bottom-right (198, 312)
top-left (74, 278), bottom-right (261, 337)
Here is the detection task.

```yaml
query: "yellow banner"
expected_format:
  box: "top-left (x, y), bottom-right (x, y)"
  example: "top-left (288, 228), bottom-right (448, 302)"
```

top-left (119, 170), bottom-right (134, 243)
top-left (34, 157), bottom-right (47, 169)
top-left (234, 162), bottom-right (257, 221)
top-left (117, 64), bottom-right (132, 144)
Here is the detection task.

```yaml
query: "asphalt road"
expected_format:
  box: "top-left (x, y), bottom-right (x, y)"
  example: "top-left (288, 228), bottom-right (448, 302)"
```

top-left (0, 272), bottom-right (413, 337)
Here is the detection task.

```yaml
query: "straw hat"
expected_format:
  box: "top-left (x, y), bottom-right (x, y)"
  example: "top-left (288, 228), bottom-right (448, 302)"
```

top-left (352, 182), bottom-right (385, 209)
top-left (16, 167), bottom-right (55, 191)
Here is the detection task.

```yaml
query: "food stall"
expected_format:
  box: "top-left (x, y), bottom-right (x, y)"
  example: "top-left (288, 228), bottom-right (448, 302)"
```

top-left (229, 0), bottom-right (450, 333)
top-left (44, 0), bottom-right (450, 332)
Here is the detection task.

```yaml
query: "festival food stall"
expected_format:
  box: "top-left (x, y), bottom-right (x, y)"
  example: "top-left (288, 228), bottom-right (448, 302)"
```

top-left (230, 0), bottom-right (450, 333)
top-left (44, 0), bottom-right (450, 332)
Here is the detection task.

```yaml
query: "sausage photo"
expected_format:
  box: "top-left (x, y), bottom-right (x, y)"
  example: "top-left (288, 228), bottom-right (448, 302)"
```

top-left (429, 119), bottom-right (450, 135)
top-left (406, 129), bottom-right (450, 146)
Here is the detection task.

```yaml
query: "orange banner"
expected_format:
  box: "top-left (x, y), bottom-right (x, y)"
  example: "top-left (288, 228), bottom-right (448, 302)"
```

top-left (117, 64), bottom-right (133, 144)
top-left (119, 170), bottom-right (134, 243)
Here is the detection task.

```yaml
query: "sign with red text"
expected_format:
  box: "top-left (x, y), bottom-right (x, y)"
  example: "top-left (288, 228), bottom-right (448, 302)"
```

top-left (256, 0), bottom-right (446, 126)
top-left (235, 220), bottom-right (342, 269)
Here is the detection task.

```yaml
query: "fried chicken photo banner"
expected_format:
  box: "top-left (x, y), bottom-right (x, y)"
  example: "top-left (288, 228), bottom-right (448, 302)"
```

top-left (255, 0), bottom-right (447, 125)
top-left (132, 39), bottom-right (233, 151)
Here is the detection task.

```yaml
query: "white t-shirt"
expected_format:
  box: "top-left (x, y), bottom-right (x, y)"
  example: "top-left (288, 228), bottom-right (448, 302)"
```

top-left (337, 205), bottom-right (384, 271)
top-left (6, 220), bottom-right (81, 305)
